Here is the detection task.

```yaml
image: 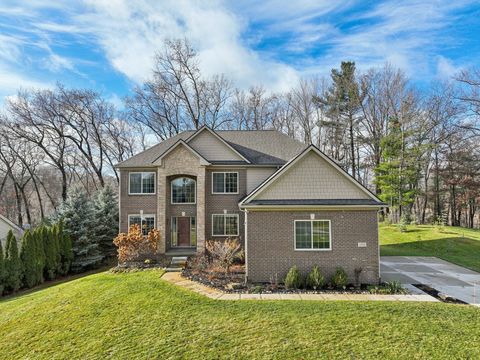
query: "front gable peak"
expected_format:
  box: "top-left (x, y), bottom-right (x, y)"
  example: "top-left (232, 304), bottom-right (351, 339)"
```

top-left (240, 145), bottom-right (384, 206)
top-left (186, 126), bottom-right (250, 163)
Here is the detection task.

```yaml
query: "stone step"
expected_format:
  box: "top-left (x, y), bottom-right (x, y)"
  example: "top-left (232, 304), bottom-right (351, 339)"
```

top-left (165, 267), bottom-right (182, 272)
top-left (171, 256), bottom-right (188, 265)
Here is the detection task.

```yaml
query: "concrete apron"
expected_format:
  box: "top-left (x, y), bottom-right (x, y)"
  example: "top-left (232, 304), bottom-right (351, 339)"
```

top-left (381, 256), bottom-right (480, 305)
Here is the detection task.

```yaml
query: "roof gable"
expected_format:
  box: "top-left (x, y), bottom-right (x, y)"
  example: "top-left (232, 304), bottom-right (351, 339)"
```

top-left (152, 140), bottom-right (210, 166)
top-left (240, 145), bottom-right (383, 206)
top-left (186, 127), bottom-right (250, 163)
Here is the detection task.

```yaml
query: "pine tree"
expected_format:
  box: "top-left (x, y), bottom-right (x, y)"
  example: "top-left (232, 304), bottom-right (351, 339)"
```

top-left (20, 230), bottom-right (37, 288)
top-left (375, 118), bottom-right (419, 222)
top-left (0, 239), bottom-right (5, 295)
top-left (5, 230), bottom-right (22, 292)
top-left (321, 61), bottom-right (363, 178)
top-left (44, 226), bottom-right (58, 280)
top-left (56, 186), bottom-right (102, 272)
top-left (93, 185), bottom-right (119, 258)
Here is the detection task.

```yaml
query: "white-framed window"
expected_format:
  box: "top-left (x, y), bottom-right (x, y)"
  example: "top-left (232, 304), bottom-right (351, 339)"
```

top-left (129, 172), bottom-right (156, 194)
top-left (212, 172), bottom-right (238, 194)
top-left (212, 214), bottom-right (239, 236)
top-left (128, 214), bottom-right (156, 235)
top-left (171, 177), bottom-right (196, 204)
top-left (294, 220), bottom-right (331, 251)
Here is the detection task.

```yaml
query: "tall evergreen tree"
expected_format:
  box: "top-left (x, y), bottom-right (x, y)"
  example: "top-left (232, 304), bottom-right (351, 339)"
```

top-left (0, 239), bottom-right (5, 295)
top-left (4, 230), bottom-right (21, 292)
top-left (56, 186), bottom-right (102, 272)
top-left (375, 117), bottom-right (420, 221)
top-left (44, 226), bottom-right (58, 280)
top-left (321, 61), bottom-right (363, 178)
top-left (34, 227), bottom-right (46, 284)
top-left (20, 230), bottom-right (37, 288)
top-left (93, 185), bottom-right (119, 258)
top-left (55, 221), bottom-right (73, 275)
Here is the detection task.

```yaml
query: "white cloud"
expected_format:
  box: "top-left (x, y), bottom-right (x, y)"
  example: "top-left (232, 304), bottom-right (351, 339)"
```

top-left (436, 56), bottom-right (460, 79)
top-left (0, 0), bottom-right (477, 99)
top-left (63, 0), bottom-right (301, 91)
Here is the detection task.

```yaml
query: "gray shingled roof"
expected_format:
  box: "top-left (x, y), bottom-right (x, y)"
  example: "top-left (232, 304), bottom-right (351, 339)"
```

top-left (247, 199), bottom-right (387, 206)
top-left (116, 130), bottom-right (306, 168)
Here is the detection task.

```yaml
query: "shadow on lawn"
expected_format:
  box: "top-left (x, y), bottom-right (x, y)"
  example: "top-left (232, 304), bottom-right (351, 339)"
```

top-left (0, 266), bottom-right (111, 304)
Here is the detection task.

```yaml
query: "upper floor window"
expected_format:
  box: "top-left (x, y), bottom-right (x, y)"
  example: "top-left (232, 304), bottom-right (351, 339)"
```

top-left (295, 220), bottom-right (331, 250)
top-left (129, 172), bottom-right (155, 194)
top-left (171, 177), bottom-right (196, 204)
top-left (212, 172), bottom-right (238, 194)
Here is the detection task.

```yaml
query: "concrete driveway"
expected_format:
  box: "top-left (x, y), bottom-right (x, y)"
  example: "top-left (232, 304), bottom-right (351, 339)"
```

top-left (381, 256), bottom-right (480, 305)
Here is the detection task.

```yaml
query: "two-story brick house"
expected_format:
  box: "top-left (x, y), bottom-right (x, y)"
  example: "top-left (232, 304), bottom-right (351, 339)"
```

top-left (116, 126), bottom-right (385, 283)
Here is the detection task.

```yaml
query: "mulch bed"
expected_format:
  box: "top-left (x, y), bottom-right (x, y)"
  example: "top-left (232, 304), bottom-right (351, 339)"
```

top-left (182, 265), bottom-right (378, 294)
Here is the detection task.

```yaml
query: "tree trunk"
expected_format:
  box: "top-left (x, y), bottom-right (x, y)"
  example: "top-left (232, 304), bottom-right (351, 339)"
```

top-left (20, 187), bottom-right (32, 225)
top-left (13, 183), bottom-right (23, 227)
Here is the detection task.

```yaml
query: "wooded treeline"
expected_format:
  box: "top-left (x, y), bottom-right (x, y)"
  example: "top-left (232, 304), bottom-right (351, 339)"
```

top-left (1, 39), bottom-right (479, 227)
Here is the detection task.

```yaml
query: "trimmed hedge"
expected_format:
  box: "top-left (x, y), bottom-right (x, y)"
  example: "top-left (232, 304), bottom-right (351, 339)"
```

top-left (0, 223), bottom-right (72, 295)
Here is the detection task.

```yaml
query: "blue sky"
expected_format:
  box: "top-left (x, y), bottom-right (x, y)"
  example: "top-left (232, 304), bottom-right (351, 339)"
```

top-left (0, 0), bottom-right (479, 104)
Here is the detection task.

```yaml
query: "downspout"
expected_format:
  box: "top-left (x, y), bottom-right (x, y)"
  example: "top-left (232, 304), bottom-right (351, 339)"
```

top-left (240, 207), bottom-right (249, 283)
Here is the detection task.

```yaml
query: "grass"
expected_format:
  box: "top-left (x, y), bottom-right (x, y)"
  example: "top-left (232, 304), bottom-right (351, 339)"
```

top-left (0, 270), bottom-right (479, 359)
top-left (380, 223), bottom-right (480, 272)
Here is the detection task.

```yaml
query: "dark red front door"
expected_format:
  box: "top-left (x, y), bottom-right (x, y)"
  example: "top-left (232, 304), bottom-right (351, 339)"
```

top-left (177, 217), bottom-right (190, 247)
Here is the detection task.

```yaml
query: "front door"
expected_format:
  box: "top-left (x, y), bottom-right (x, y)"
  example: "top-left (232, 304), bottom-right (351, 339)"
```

top-left (177, 217), bottom-right (191, 247)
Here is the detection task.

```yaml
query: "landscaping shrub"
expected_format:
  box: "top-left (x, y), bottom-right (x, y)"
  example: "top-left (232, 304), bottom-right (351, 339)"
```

top-left (206, 238), bottom-right (243, 274)
top-left (4, 230), bottom-right (21, 292)
top-left (284, 266), bottom-right (303, 289)
top-left (306, 265), bottom-right (325, 290)
top-left (0, 239), bottom-right (4, 295)
top-left (33, 227), bottom-right (46, 285)
top-left (187, 254), bottom-right (210, 273)
top-left (368, 281), bottom-right (406, 295)
top-left (21, 230), bottom-right (37, 289)
top-left (331, 267), bottom-right (348, 290)
top-left (44, 226), bottom-right (59, 280)
top-left (56, 222), bottom-right (73, 275)
top-left (386, 280), bottom-right (406, 294)
top-left (113, 225), bottom-right (160, 263)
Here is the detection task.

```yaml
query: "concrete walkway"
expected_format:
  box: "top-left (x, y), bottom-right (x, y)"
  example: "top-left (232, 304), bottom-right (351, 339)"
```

top-left (381, 256), bottom-right (480, 305)
top-left (162, 272), bottom-right (438, 302)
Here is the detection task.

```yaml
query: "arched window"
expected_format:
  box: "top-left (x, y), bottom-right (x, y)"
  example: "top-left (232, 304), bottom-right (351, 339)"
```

top-left (171, 177), bottom-right (196, 204)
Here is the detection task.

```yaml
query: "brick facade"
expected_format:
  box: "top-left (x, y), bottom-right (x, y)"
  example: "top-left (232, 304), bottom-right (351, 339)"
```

top-left (205, 168), bottom-right (246, 246)
top-left (119, 168), bottom-right (158, 234)
top-left (246, 210), bottom-right (379, 284)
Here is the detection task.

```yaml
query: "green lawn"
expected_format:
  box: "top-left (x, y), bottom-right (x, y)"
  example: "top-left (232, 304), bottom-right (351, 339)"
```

top-left (380, 224), bottom-right (480, 272)
top-left (0, 270), bottom-right (479, 359)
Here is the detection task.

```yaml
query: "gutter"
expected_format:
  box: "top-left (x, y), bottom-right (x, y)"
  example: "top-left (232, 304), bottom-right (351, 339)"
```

top-left (239, 207), bottom-right (249, 283)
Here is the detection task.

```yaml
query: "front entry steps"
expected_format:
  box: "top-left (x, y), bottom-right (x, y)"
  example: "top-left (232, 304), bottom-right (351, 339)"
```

top-left (165, 256), bottom-right (188, 272)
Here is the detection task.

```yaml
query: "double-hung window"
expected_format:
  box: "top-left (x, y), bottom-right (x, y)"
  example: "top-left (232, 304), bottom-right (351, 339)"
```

top-left (212, 214), bottom-right (239, 236)
top-left (212, 172), bottom-right (238, 194)
top-left (129, 172), bottom-right (155, 194)
top-left (128, 214), bottom-right (156, 235)
top-left (295, 220), bottom-right (331, 250)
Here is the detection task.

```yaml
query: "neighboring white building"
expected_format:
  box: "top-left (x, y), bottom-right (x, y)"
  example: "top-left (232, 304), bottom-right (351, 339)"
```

top-left (0, 214), bottom-right (23, 249)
